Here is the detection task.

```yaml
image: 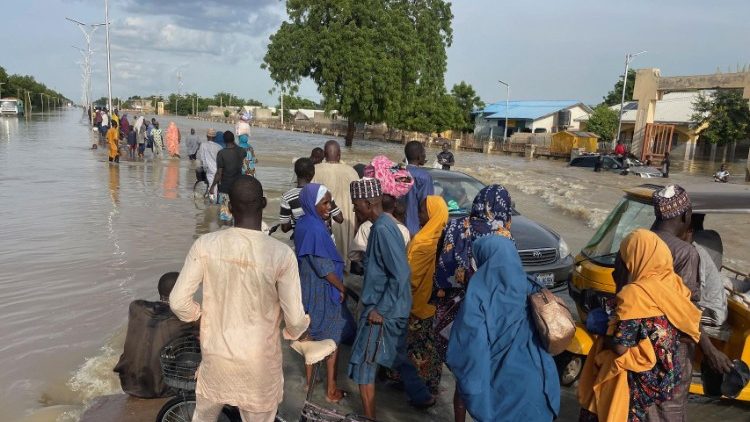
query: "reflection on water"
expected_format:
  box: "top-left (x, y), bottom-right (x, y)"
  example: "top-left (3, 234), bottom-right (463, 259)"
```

top-left (0, 111), bottom-right (748, 421)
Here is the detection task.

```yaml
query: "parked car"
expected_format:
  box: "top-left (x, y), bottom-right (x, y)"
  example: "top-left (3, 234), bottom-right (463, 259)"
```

top-left (569, 154), bottom-right (663, 178)
top-left (426, 168), bottom-right (573, 290)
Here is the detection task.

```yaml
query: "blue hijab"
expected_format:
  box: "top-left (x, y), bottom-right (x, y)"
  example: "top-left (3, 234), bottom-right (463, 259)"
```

top-left (434, 184), bottom-right (514, 289)
top-left (214, 131), bottom-right (226, 148)
top-left (294, 184), bottom-right (344, 300)
top-left (446, 235), bottom-right (559, 421)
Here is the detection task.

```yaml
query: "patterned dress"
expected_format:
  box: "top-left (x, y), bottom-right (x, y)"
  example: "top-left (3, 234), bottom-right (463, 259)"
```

top-left (579, 316), bottom-right (682, 422)
top-left (432, 185), bottom-right (514, 363)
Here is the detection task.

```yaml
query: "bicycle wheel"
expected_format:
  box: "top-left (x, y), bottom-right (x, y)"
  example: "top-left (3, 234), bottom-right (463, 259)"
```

top-left (193, 180), bottom-right (209, 210)
top-left (156, 396), bottom-right (195, 422)
top-left (156, 396), bottom-right (238, 422)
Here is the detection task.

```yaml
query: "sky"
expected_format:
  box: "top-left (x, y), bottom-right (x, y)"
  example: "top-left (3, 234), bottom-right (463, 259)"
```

top-left (1, 0), bottom-right (749, 107)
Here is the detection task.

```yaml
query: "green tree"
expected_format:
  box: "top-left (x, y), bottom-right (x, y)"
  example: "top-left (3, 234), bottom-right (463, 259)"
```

top-left (585, 104), bottom-right (619, 144)
top-left (276, 94), bottom-right (320, 110)
top-left (0, 66), bottom-right (68, 110)
top-left (263, 0), bottom-right (454, 146)
top-left (691, 89), bottom-right (750, 147)
top-left (602, 69), bottom-right (636, 106)
top-left (451, 81), bottom-right (484, 132)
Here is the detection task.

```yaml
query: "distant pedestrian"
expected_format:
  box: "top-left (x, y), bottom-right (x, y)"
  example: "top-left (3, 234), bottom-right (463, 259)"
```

top-left (714, 163), bottom-right (729, 183)
top-left (165, 122), bottom-right (181, 158)
top-left (134, 116), bottom-right (146, 160)
top-left (107, 120), bottom-right (120, 163)
top-left (100, 109), bottom-right (110, 140)
top-left (437, 142), bottom-right (455, 171)
top-left (661, 151), bottom-right (671, 178)
top-left (120, 113), bottom-right (130, 138)
top-left (127, 127), bottom-right (137, 160)
top-left (197, 130), bottom-right (222, 199)
top-left (186, 128), bottom-right (200, 161)
top-left (152, 122), bottom-right (164, 158)
top-left (614, 140), bottom-right (626, 156)
top-left (210, 131), bottom-right (246, 223)
top-left (237, 113), bottom-right (257, 176)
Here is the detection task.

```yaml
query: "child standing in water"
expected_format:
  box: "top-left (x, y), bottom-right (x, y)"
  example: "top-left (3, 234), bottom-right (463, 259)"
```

top-left (107, 121), bottom-right (120, 163)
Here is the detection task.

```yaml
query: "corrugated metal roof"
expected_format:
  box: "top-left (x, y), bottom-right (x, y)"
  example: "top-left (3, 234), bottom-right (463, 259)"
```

top-left (481, 100), bottom-right (581, 120)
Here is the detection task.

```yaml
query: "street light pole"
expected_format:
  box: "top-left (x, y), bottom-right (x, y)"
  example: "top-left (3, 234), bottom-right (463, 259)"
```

top-left (615, 50), bottom-right (647, 149)
top-left (104, 0), bottom-right (113, 112)
top-left (498, 80), bottom-right (510, 142)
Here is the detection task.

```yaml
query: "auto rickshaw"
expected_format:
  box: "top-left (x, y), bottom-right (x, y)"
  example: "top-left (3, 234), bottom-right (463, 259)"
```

top-left (557, 182), bottom-right (750, 401)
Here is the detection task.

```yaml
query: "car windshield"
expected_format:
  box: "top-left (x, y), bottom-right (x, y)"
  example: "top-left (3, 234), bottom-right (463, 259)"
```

top-left (431, 172), bottom-right (519, 217)
top-left (581, 197), bottom-right (655, 266)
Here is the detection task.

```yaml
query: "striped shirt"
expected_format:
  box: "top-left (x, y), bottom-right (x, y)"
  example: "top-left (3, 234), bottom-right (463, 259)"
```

top-left (279, 187), bottom-right (342, 228)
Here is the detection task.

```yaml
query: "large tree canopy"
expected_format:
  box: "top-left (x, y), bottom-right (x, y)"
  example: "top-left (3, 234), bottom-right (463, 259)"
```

top-left (263, 0), bottom-right (454, 145)
top-left (691, 89), bottom-right (750, 147)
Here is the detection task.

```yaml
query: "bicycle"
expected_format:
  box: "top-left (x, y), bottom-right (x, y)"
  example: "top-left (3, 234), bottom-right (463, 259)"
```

top-left (193, 167), bottom-right (211, 210)
top-left (156, 336), bottom-right (239, 422)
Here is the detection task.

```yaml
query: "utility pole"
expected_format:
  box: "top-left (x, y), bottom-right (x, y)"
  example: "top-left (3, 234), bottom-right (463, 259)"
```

top-left (498, 80), bottom-right (510, 142)
top-left (616, 50), bottom-right (647, 150)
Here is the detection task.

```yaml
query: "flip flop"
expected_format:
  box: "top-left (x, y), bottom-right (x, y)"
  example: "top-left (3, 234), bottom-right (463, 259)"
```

top-left (325, 389), bottom-right (349, 404)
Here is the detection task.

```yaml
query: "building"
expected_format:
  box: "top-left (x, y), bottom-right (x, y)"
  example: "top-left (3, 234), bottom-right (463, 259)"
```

top-left (474, 100), bottom-right (592, 139)
top-left (128, 99), bottom-right (155, 114)
top-left (580, 91), bottom-right (704, 160)
top-left (627, 68), bottom-right (750, 165)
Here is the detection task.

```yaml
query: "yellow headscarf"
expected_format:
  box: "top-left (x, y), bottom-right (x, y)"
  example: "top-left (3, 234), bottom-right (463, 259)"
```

top-left (408, 195), bottom-right (449, 319)
top-left (579, 229), bottom-right (701, 421)
top-left (617, 229), bottom-right (701, 340)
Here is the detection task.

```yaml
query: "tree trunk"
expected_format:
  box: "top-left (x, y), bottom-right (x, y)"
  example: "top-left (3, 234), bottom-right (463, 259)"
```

top-left (746, 146), bottom-right (750, 182)
top-left (345, 119), bottom-right (355, 147)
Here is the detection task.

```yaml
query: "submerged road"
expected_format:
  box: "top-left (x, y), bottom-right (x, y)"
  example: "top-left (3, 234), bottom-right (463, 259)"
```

top-left (2, 111), bottom-right (749, 421)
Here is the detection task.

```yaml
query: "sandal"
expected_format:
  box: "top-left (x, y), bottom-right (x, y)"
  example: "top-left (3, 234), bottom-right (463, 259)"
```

top-left (325, 389), bottom-right (349, 404)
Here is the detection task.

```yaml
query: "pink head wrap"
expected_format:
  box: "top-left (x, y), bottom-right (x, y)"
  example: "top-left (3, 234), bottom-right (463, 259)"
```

top-left (370, 155), bottom-right (414, 198)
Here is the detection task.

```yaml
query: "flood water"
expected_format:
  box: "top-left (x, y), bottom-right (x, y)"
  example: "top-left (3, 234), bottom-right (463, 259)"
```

top-left (1, 111), bottom-right (749, 421)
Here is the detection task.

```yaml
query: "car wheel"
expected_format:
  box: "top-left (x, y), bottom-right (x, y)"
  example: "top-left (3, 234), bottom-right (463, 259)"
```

top-left (555, 351), bottom-right (584, 387)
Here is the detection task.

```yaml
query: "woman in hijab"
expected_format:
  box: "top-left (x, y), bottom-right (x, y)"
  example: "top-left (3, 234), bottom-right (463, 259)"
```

top-left (578, 229), bottom-right (701, 422)
top-left (165, 122), bottom-right (181, 158)
top-left (119, 113), bottom-right (130, 138)
top-left (433, 184), bottom-right (514, 422)
top-left (236, 112), bottom-right (257, 176)
top-left (404, 195), bottom-right (449, 393)
top-left (294, 183), bottom-right (356, 403)
top-left (446, 234), bottom-right (560, 422)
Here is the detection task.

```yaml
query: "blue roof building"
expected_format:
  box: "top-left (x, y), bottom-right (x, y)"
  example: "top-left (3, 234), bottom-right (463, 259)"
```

top-left (474, 100), bottom-right (593, 139)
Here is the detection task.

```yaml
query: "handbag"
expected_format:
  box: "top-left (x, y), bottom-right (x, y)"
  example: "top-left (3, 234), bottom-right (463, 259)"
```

top-left (527, 275), bottom-right (575, 356)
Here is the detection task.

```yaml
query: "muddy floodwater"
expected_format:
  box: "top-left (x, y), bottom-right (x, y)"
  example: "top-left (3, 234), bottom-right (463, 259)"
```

top-left (1, 111), bottom-right (749, 421)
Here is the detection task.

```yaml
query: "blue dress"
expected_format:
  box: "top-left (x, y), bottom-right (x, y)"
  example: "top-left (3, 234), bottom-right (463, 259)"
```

top-left (446, 235), bottom-right (560, 422)
top-left (299, 255), bottom-right (355, 344)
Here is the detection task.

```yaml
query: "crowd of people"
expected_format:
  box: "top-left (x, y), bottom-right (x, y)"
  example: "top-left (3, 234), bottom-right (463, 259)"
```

top-left (111, 123), bottom-right (746, 422)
